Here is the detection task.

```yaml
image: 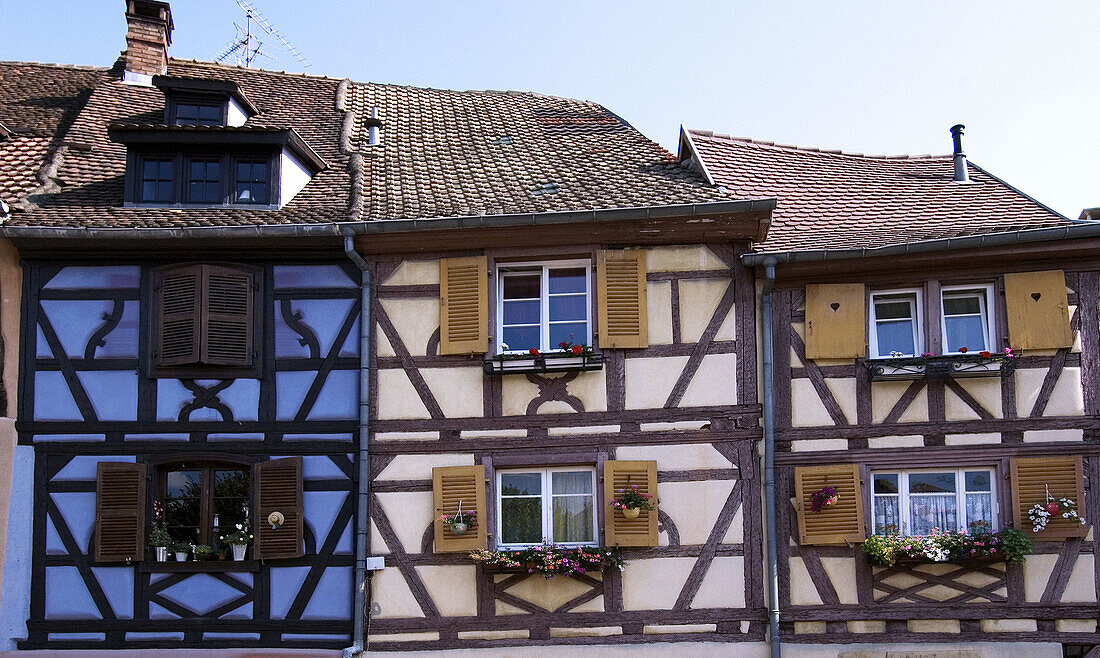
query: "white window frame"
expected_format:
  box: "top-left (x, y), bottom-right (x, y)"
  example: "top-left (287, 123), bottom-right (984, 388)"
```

top-left (940, 284), bottom-right (995, 355)
top-left (495, 466), bottom-right (599, 549)
top-left (496, 259), bottom-right (592, 355)
top-left (870, 467), bottom-right (998, 536)
top-left (868, 288), bottom-right (924, 358)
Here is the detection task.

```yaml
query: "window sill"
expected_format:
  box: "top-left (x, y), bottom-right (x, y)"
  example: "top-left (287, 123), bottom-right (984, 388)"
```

top-left (866, 354), bottom-right (1015, 382)
top-left (484, 352), bottom-right (604, 375)
top-left (139, 559), bottom-right (261, 573)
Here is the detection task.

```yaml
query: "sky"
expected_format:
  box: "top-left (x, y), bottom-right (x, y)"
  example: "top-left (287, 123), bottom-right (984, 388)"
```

top-left (4, 1), bottom-right (1099, 218)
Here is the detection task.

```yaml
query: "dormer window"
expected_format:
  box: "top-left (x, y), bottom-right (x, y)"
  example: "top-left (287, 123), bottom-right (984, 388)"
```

top-left (235, 160), bottom-right (269, 204)
top-left (140, 157), bottom-right (174, 203)
top-left (172, 100), bottom-right (224, 126)
top-left (154, 76), bottom-right (257, 127)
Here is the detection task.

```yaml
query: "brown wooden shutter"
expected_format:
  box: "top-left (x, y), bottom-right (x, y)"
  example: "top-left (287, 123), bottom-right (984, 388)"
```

top-left (202, 264), bottom-right (256, 366)
top-left (603, 460), bottom-right (658, 547)
top-left (1011, 455), bottom-right (1086, 539)
top-left (154, 264), bottom-right (202, 366)
top-left (805, 284), bottom-right (866, 359)
top-left (439, 256), bottom-right (488, 355)
top-left (94, 462), bottom-right (146, 562)
top-left (597, 249), bottom-right (648, 349)
top-left (253, 457), bottom-right (304, 559)
top-left (432, 465), bottom-right (487, 553)
top-left (794, 464), bottom-right (865, 545)
top-left (1004, 270), bottom-right (1073, 350)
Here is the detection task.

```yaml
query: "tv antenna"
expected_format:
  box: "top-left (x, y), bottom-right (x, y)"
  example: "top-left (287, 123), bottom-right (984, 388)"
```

top-left (215, 0), bottom-right (310, 69)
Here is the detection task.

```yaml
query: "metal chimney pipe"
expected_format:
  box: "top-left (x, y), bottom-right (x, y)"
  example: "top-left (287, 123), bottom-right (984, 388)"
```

top-left (950, 124), bottom-right (969, 183)
top-left (367, 107), bottom-right (380, 146)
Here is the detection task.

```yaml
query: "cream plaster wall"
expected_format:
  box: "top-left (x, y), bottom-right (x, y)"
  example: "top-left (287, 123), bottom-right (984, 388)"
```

top-left (658, 480), bottom-right (736, 545)
top-left (945, 433), bottom-right (1001, 446)
top-left (374, 491), bottom-right (433, 554)
top-left (791, 380), bottom-right (834, 427)
top-left (1023, 429), bottom-right (1083, 442)
top-left (645, 245), bottom-right (727, 273)
top-left (372, 567), bottom-right (426, 618)
top-left (421, 367), bottom-right (484, 417)
top-left (693, 556), bottom-right (745, 608)
top-left (415, 566), bottom-right (477, 616)
top-left (825, 378), bottom-right (856, 423)
top-left (789, 558), bottom-right (822, 605)
top-left (821, 557), bottom-right (858, 604)
top-left (1016, 367), bottom-right (1084, 417)
top-left (946, 379), bottom-right (1003, 420)
top-left (377, 369), bottom-right (430, 419)
top-left (867, 435), bottom-right (924, 449)
top-left (615, 443), bottom-right (733, 470)
top-left (375, 453), bottom-right (474, 481)
top-left (382, 260), bottom-right (439, 286)
top-left (501, 370), bottom-right (606, 415)
top-left (647, 280), bottom-right (672, 345)
top-left (679, 278), bottom-right (734, 343)
top-left (621, 557), bottom-right (696, 610)
top-left (380, 298), bottom-right (439, 357)
top-left (872, 381), bottom-right (929, 423)
top-left (502, 573), bottom-right (604, 613)
top-left (680, 353), bottom-right (737, 407)
top-left (624, 357), bottom-right (687, 409)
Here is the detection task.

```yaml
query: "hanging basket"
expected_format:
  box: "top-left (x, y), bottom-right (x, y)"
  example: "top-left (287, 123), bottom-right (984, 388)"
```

top-left (622, 507), bottom-right (641, 519)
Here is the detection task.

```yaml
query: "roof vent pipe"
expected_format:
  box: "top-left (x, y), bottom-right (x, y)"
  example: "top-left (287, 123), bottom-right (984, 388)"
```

top-left (367, 107), bottom-right (381, 147)
top-left (950, 124), bottom-right (969, 183)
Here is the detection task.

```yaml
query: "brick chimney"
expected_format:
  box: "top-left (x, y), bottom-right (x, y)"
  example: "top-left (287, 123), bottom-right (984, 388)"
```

top-left (122, 0), bottom-right (173, 84)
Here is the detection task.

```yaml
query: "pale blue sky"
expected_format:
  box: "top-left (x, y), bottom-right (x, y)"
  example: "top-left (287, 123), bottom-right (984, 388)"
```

top-left (4, 1), bottom-right (1098, 218)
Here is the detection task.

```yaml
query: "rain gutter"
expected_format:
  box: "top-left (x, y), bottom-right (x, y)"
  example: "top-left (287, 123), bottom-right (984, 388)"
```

top-left (760, 257), bottom-right (781, 658)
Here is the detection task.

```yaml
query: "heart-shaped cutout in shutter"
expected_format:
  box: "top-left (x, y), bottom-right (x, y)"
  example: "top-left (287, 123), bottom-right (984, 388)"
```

top-left (830, 302), bottom-right (840, 311)
top-left (1031, 292), bottom-right (1042, 301)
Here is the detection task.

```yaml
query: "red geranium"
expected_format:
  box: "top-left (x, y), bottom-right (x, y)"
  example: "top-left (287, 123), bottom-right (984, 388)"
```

top-left (529, 348), bottom-right (539, 355)
top-left (572, 345), bottom-right (583, 354)
top-left (979, 351), bottom-right (992, 358)
top-left (958, 346), bottom-right (968, 353)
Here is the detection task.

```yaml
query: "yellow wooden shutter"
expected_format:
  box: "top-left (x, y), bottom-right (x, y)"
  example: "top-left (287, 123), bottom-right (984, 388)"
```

top-left (439, 256), bottom-right (487, 355)
top-left (432, 465), bottom-right (486, 553)
top-left (603, 460), bottom-right (658, 547)
top-left (794, 464), bottom-right (865, 545)
top-left (1011, 455), bottom-right (1086, 539)
top-left (805, 284), bottom-right (866, 359)
top-left (1004, 270), bottom-right (1072, 350)
top-left (597, 250), bottom-right (648, 349)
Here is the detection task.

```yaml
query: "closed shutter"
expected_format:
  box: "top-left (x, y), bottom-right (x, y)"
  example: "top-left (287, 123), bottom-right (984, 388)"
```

top-left (597, 250), bottom-right (648, 349)
top-left (154, 264), bottom-right (202, 366)
top-left (253, 457), bottom-right (304, 559)
top-left (439, 257), bottom-right (487, 355)
top-left (94, 462), bottom-right (146, 562)
top-left (202, 264), bottom-right (256, 366)
top-left (805, 284), bottom-right (866, 359)
top-left (603, 460), bottom-right (658, 547)
top-left (794, 464), bottom-right (865, 545)
top-left (1011, 455), bottom-right (1086, 539)
top-left (1004, 270), bottom-right (1073, 350)
top-left (432, 465), bottom-right (486, 553)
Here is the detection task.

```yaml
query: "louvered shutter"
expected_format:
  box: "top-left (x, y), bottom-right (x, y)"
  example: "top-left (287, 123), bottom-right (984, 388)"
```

top-left (202, 264), bottom-right (256, 366)
top-left (794, 464), bottom-right (865, 545)
top-left (432, 465), bottom-right (486, 553)
top-left (1004, 270), bottom-right (1073, 350)
top-left (603, 460), bottom-right (658, 547)
top-left (805, 284), bottom-right (866, 359)
top-left (597, 250), bottom-right (648, 349)
top-left (154, 265), bottom-right (202, 366)
top-left (94, 462), bottom-right (146, 562)
top-left (1011, 455), bottom-right (1086, 539)
top-left (439, 257), bottom-right (487, 355)
top-left (253, 457), bottom-right (304, 559)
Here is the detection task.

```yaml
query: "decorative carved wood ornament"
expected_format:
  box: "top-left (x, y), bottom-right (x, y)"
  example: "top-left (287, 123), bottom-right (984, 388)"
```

top-left (439, 256), bottom-right (488, 355)
top-left (94, 462), bottom-right (146, 562)
top-left (805, 283), bottom-right (865, 359)
top-left (1004, 270), bottom-right (1073, 350)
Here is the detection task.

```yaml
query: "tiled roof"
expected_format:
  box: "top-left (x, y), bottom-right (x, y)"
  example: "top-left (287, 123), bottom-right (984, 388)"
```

top-left (0, 61), bottom-right (105, 206)
top-left (1, 57), bottom-right (730, 230)
top-left (685, 130), bottom-right (1072, 252)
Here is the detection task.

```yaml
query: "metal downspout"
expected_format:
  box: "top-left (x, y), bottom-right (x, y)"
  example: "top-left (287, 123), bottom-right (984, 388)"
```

top-left (343, 235), bottom-right (371, 658)
top-left (761, 257), bottom-right (781, 658)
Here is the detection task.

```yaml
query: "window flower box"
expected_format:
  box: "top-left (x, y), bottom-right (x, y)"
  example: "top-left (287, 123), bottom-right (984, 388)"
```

top-left (861, 528), bottom-right (1032, 567)
top-left (484, 349), bottom-right (604, 375)
top-left (471, 545), bottom-right (624, 578)
top-left (866, 350), bottom-right (1015, 382)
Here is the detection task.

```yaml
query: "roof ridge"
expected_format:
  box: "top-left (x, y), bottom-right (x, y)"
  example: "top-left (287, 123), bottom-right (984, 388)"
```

top-left (686, 128), bottom-right (949, 162)
top-left (0, 59), bottom-right (108, 72)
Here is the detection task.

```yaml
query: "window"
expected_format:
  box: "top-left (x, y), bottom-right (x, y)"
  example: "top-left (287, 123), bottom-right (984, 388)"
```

top-left (160, 461), bottom-right (251, 545)
top-left (869, 290), bottom-right (922, 358)
top-left (942, 286), bottom-right (994, 354)
top-left (174, 102), bottom-right (224, 126)
top-left (186, 157), bottom-right (222, 203)
top-left (234, 159), bottom-right (269, 204)
top-left (139, 157), bottom-right (173, 203)
top-left (497, 467), bottom-right (597, 548)
top-left (872, 468), bottom-right (996, 536)
top-left (498, 260), bottom-right (590, 353)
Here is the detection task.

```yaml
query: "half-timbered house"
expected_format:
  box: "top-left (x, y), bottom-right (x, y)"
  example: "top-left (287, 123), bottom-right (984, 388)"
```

top-left (686, 126), bottom-right (1100, 657)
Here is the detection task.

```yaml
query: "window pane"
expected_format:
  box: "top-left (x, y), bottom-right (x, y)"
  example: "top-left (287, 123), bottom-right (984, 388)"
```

top-left (167, 470), bottom-right (200, 498)
top-left (964, 471), bottom-right (991, 492)
top-left (503, 274), bottom-right (540, 300)
top-left (945, 315), bottom-right (987, 352)
top-left (143, 160), bottom-right (160, 178)
top-left (237, 161), bottom-right (251, 180)
top-left (552, 470), bottom-right (592, 495)
top-left (198, 105), bottom-right (221, 122)
top-left (157, 181), bottom-right (171, 201)
top-left (142, 181), bottom-right (157, 201)
top-left (501, 498), bottom-right (542, 544)
top-left (549, 322), bottom-right (587, 347)
top-left (873, 496), bottom-right (900, 535)
top-left (875, 300), bottom-right (913, 321)
top-left (502, 326), bottom-right (539, 351)
top-left (213, 469), bottom-right (250, 532)
top-left (966, 493), bottom-right (994, 532)
top-left (552, 495), bottom-right (593, 543)
top-left (909, 472), bottom-right (956, 494)
top-left (876, 319), bottom-right (916, 355)
top-left (166, 469), bottom-right (201, 542)
top-left (549, 294), bottom-right (587, 322)
top-left (909, 494), bottom-right (957, 534)
top-left (873, 473), bottom-right (898, 494)
top-left (502, 299), bottom-right (539, 325)
top-left (501, 473), bottom-right (541, 496)
top-left (190, 160), bottom-right (205, 179)
top-left (548, 268), bottom-right (586, 294)
top-left (944, 295), bottom-right (982, 315)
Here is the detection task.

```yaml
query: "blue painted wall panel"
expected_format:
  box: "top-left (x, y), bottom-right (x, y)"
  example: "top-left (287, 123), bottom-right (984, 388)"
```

top-left (33, 372), bottom-right (81, 420)
top-left (159, 574), bottom-right (246, 616)
top-left (302, 567), bottom-right (353, 620)
top-left (40, 300), bottom-right (114, 358)
top-left (273, 265), bottom-right (356, 289)
top-left (303, 491), bottom-right (351, 554)
top-left (0, 446), bottom-right (35, 649)
top-left (268, 566), bottom-right (310, 620)
top-left (76, 371), bottom-right (138, 420)
top-left (44, 567), bottom-right (99, 619)
top-left (43, 266), bottom-right (140, 289)
top-left (52, 455), bottom-right (134, 481)
top-left (307, 369), bottom-right (358, 421)
top-left (90, 567), bottom-right (134, 619)
top-left (50, 493), bottom-right (94, 554)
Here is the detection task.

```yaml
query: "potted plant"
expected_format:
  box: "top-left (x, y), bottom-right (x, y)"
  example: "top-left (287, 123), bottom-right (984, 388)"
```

top-left (861, 527), bottom-right (1032, 567)
top-left (470, 544), bottom-right (625, 579)
top-left (1028, 493), bottom-right (1085, 533)
top-left (171, 541), bottom-right (191, 562)
top-left (810, 486), bottom-right (839, 512)
top-left (192, 544), bottom-right (214, 561)
top-left (220, 523), bottom-right (253, 561)
top-left (608, 484), bottom-right (655, 519)
top-left (440, 507), bottom-right (476, 536)
top-left (148, 499), bottom-right (172, 562)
